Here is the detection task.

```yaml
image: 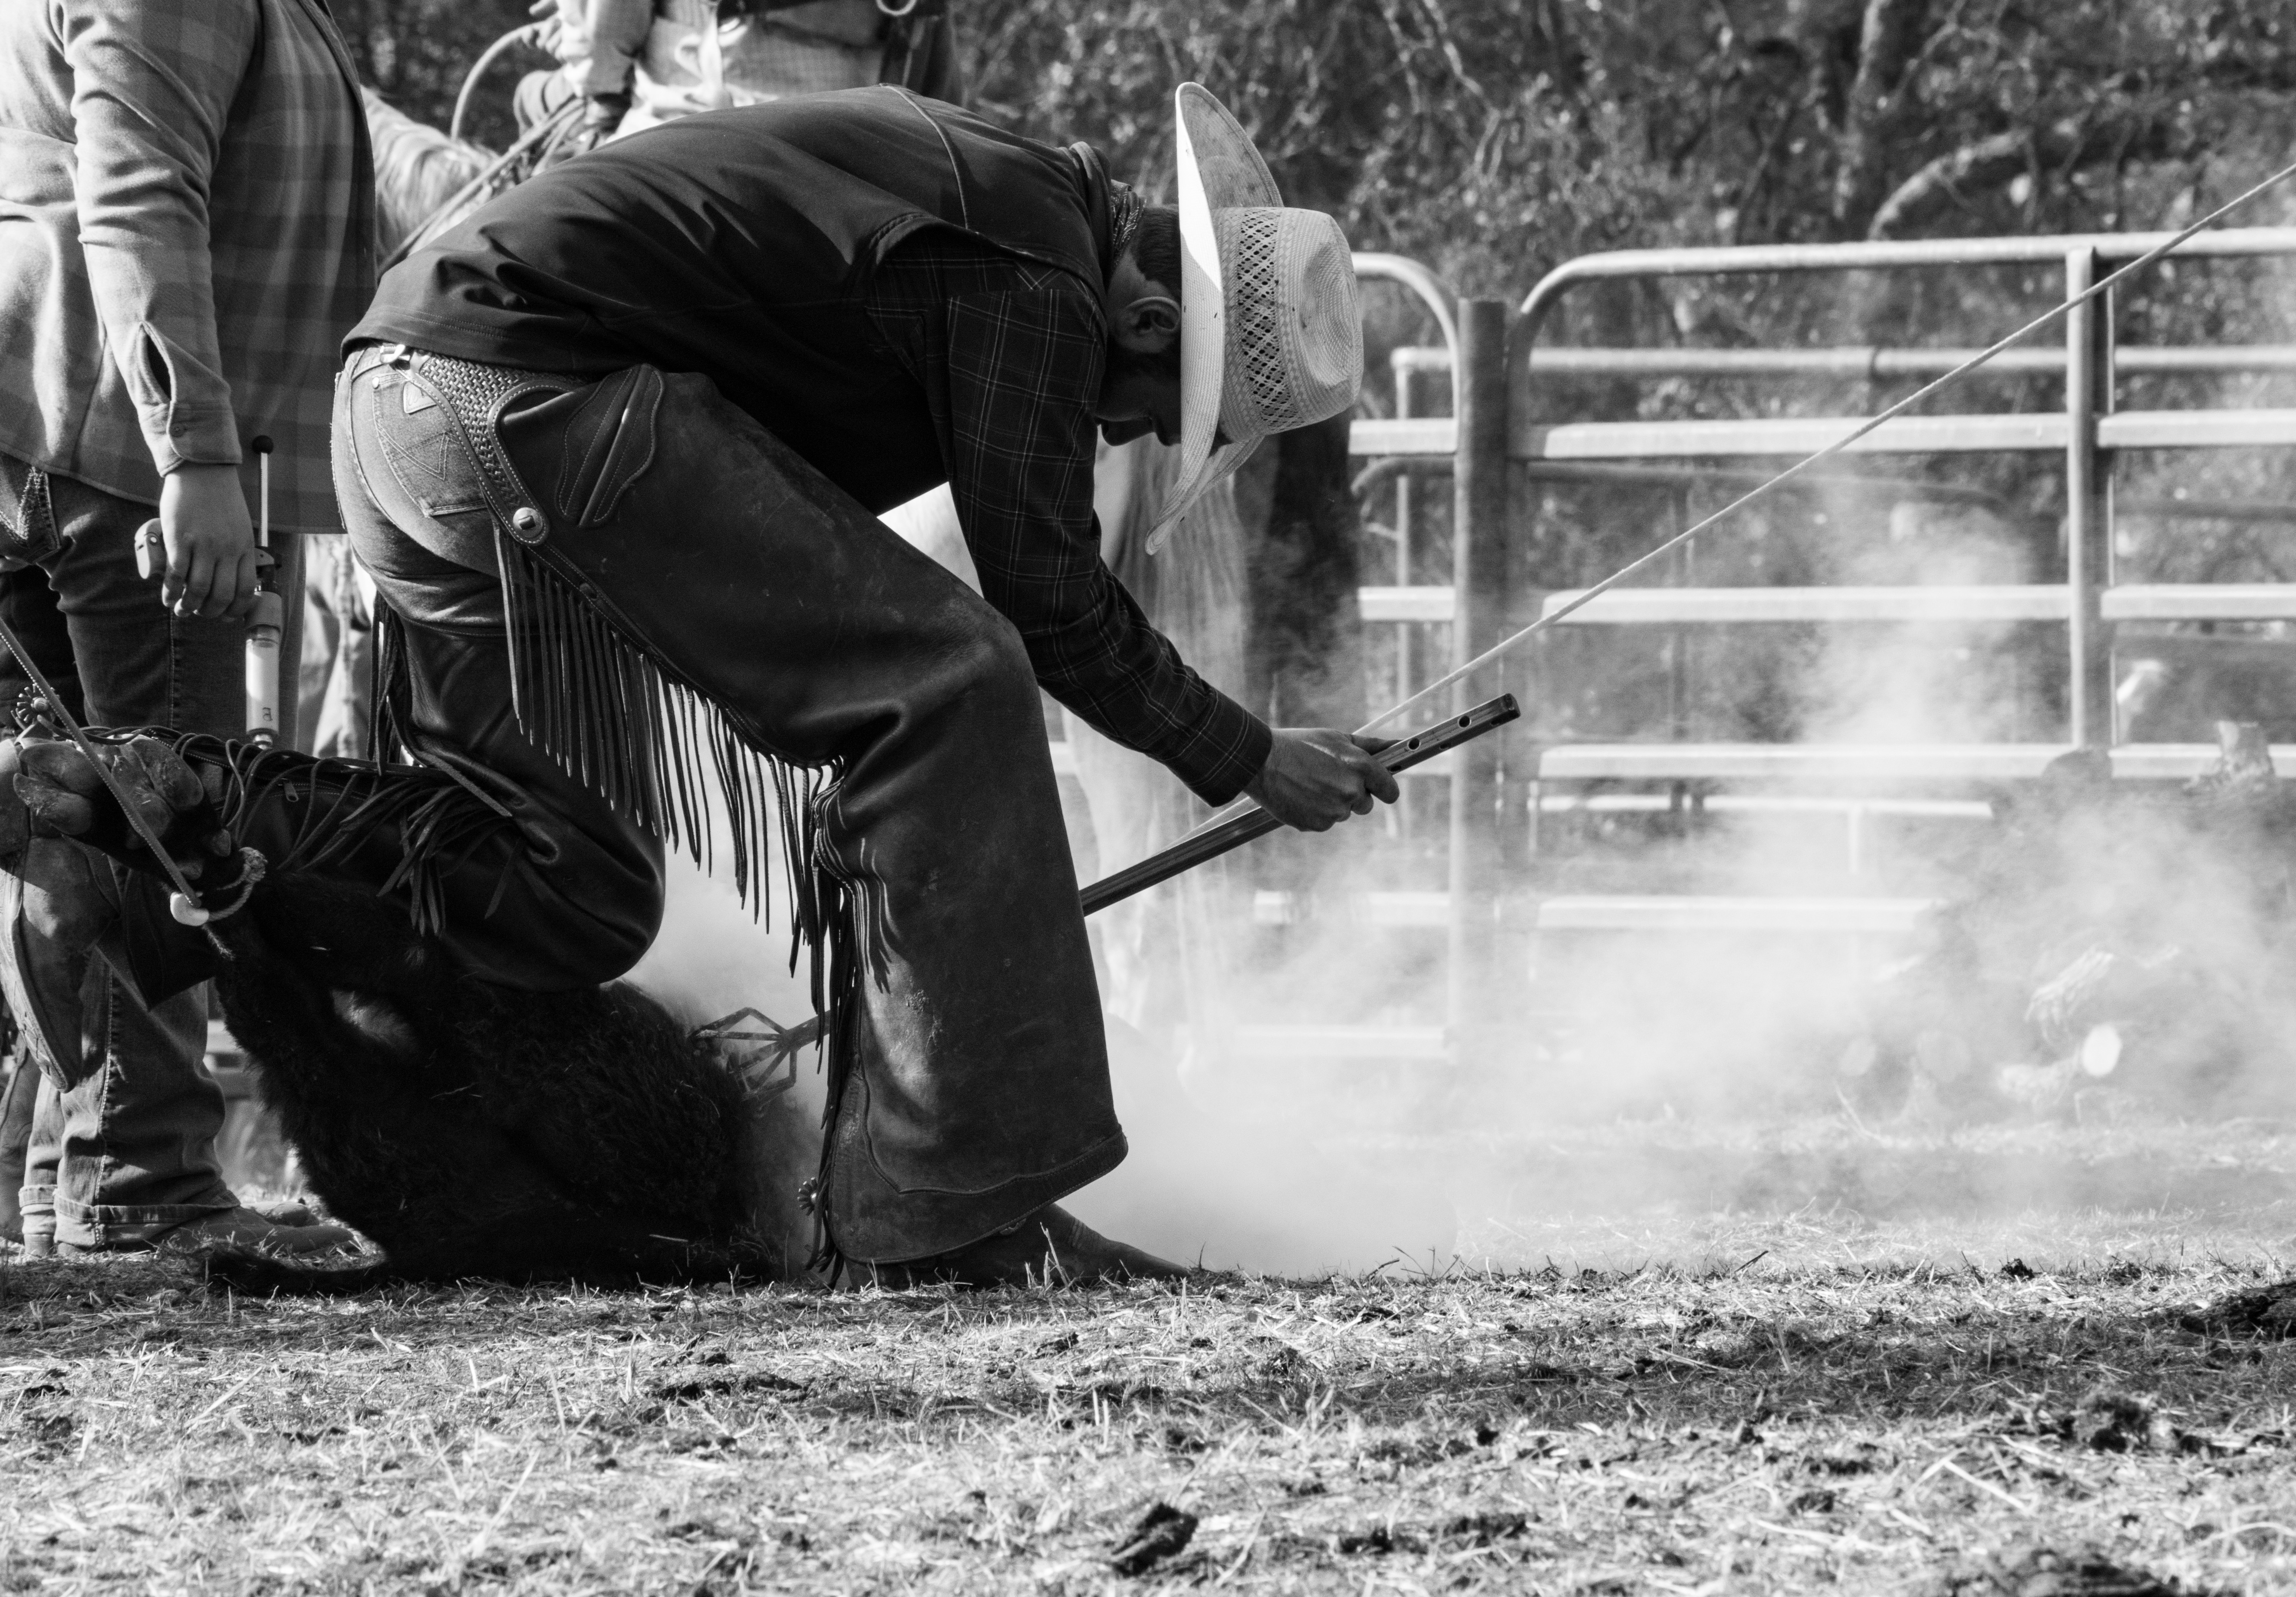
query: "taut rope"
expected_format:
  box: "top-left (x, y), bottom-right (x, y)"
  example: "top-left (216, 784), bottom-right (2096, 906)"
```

top-left (1359, 155), bottom-right (2296, 736)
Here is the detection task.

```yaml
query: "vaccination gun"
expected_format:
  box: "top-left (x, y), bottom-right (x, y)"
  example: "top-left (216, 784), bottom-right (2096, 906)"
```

top-left (1079, 693), bottom-right (1520, 916)
top-left (135, 435), bottom-right (283, 747)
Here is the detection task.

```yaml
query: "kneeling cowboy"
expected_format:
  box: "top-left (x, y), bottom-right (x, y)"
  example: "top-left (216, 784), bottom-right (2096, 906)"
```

top-left (7, 84), bottom-right (1397, 1283)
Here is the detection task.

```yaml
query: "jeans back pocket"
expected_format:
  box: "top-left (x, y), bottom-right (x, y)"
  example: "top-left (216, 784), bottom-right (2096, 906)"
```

top-left (369, 368), bottom-right (494, 520)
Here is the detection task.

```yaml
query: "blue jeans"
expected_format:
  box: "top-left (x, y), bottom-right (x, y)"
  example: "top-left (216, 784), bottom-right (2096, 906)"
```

top-left (297, 532), bottom-right (375, 761)
top-left (0, 454), bottom-right (245, 1246)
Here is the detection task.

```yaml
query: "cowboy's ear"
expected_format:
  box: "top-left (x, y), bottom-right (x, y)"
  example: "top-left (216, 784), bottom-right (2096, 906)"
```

top-left (1113, 294), bottom-right (1180, 353)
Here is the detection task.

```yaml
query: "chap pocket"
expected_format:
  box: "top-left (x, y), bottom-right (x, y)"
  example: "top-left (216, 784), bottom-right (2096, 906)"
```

top-left (550, 365), bottom-right (664, 528)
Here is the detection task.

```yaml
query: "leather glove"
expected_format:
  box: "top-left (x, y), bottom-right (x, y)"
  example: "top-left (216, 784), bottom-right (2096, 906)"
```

top-left (7, 732), bottom-right (230, 877)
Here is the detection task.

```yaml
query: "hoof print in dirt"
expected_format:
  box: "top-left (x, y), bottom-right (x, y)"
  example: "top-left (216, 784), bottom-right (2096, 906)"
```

top-left (2175, 1276), bottom-right (2296, 1339)
top-left (1931, 1544), bottom-right (2214, 1597)
top-left (1109, 1502), bottom-right (1197, 1576)
top-left (1807, 1438), bottom-right (1892, 1475)
top-left (2062, 1387), bottom-right (2195, 1454)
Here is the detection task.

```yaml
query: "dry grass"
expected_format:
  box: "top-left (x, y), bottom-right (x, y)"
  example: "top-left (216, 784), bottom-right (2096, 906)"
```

top-left (4, 1116), bottom-right (2296, 1595)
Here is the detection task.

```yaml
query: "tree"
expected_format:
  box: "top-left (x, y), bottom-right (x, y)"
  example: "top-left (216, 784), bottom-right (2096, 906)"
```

top-left (334, 0), bottom-right (537, 148)
top-left (968, 0), bottom-right (2296, 283)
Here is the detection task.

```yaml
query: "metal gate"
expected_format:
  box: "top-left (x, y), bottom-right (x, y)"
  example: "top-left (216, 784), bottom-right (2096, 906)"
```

top-left (1349, 228), bottom-right (2296, 1062)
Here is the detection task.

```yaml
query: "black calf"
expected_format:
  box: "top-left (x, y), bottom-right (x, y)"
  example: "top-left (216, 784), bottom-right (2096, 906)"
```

top-left (0, 729), bottom-right (810, 1291)
top-left (198, 871), bottom-right (778, 1292)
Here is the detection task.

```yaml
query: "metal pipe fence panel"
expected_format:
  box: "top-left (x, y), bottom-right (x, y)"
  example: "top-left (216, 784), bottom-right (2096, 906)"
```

top-left (1339, 236), bottom-right (2296, 1057)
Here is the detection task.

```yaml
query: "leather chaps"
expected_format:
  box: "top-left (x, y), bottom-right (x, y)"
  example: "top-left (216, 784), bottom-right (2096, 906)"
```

top-left (54, 344), bottom-right (1130, 1266)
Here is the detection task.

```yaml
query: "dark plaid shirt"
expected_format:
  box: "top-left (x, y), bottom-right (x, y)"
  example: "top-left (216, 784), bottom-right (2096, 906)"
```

top-left (864, 235), bottom-right (1271, 807)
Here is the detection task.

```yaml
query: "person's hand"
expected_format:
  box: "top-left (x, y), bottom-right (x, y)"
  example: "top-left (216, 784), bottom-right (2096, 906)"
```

top-left (574, 89), bottom-right (629, 150)
top-left (1244, 728), bottom-right (1400, 832)
top-left (157, 464), bottom-right (264, 623)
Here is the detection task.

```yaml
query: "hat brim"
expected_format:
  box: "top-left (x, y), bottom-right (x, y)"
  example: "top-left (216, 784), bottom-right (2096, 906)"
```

top-left (1151, 83), bottom-right (1281, 550)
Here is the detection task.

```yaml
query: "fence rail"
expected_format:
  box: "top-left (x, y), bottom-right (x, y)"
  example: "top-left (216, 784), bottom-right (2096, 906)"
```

top-left (1509, 344), bottom-right (2296, 376)
top-left (1357, 409), bottom-right (2296, 458)
top-left (1338, 228), bottom-right (2296, 1065)
top-left (1534, 743), bottom-right (2296, 783)
top-left (1357, 584), bottom-right (2296, 626)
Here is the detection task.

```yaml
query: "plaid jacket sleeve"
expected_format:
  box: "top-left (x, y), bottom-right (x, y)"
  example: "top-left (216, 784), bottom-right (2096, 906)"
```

top-left (61, 0), bottom-right (262, 475)
top-left (869, 249), bottom-right (1272, 807)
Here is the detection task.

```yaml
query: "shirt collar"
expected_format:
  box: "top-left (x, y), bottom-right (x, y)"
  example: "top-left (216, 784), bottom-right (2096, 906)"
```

top-left (1068, 141), bottom-right (1139, 290)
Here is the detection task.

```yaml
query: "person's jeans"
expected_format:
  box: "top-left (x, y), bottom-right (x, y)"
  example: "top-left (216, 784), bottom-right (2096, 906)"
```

top-left (0, 1039), bottom-right (34, 1241)
top-left (334, 345), bottom-right (1126, 1262)
top-left (297, 532), bottom-right (375, 760)
top-left (0, 454), bottom-right (243, 1247)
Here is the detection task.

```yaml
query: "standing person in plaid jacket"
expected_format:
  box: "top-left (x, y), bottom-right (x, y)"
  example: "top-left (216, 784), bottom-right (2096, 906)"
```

top-left (0, 0), bottom-right (369, 1257)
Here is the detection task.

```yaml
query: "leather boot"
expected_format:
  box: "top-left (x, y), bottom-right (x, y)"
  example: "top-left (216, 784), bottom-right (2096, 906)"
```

top-left (59, 1205), bottom-right (356, 1258)
top-left (864, 1205), bottom-right (1187, 1289)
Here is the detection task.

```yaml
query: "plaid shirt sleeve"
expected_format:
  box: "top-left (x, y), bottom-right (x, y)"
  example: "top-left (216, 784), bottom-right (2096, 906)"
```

top-left (866, 239), bottom-right (1272, 807)
top-left (0, 0), bottom-right (368, 529)
top-left (61, 0), bottom-right (262, 475)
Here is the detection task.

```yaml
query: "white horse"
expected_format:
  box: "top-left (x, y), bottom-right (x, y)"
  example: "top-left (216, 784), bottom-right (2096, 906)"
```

top-left (877, 441), bottom-right (1249, 1042)
top-left (364, 88), bottom-right (495, 257)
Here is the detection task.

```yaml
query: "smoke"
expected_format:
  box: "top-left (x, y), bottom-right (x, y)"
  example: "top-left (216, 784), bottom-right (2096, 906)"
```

top-left (1054, 449), bottom-right (1460, 1275)
top-left (1479, 467), bottom-right (2296, 1176)
top-left (626, 440), bottom-right (2296, 1283)
top-left (625, 850), bottom-right (821, 1042)
top-left (1799, 494), bottom-right (2037, 747)
top-left (620, 844), bottom-right (825, 1278)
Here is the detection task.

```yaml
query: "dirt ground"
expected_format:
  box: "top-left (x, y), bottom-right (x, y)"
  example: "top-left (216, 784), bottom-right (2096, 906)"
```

top-left (3, 1116), bottom-right (2293, 1596)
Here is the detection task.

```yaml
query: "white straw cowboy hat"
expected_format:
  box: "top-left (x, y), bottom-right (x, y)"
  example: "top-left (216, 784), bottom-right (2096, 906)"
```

top-left (1149, 84), bottom-right (1364, 552)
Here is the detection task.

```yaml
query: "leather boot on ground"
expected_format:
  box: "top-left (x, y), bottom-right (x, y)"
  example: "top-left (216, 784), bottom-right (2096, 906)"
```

top-left (866, 1204), bottom-right (1189, 1290)
top-left (58, 1206), bottom-right (356, 1258)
